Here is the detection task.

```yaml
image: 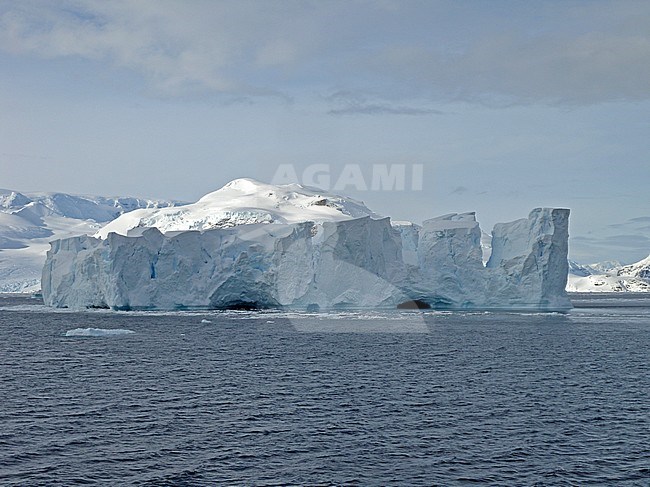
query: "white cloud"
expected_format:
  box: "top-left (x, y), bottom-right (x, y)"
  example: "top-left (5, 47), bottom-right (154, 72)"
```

top-left (326, 91), bottom-right (444, 115)
top-left (1, 1), bottom-right (650, 104)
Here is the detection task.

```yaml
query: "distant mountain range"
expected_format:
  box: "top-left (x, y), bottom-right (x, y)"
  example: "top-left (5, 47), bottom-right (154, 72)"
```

top-left (568, 256), bottom-right (650, 292)
top-left (0, 189), bottom-right (181, 292)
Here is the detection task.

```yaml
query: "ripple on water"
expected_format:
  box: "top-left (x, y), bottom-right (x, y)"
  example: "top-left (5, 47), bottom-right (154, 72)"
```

top-left (0, 296), bottom-right (649, 485)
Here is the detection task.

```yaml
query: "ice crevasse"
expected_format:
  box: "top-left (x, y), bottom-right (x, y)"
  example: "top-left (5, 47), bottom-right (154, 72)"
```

top-left (42, 179), bottom-right (571, 311)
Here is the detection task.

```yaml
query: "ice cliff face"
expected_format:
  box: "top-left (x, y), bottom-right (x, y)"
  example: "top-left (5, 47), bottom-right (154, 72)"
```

top-left (486, 208), bottom-right (570, 309)
top-left (42, 179), bottom-right (571, 311)
top-left (0, 188), bottom-right (180, 293)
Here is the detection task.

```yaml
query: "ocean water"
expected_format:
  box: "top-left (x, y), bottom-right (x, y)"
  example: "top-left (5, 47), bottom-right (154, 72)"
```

top-left (1, 294), bottom-right (649, 486)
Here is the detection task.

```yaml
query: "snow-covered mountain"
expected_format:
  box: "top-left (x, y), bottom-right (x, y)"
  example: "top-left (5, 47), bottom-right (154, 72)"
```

top-left (0, 189), bottom-right (180, 292)
top-left (95, 178), bottom-right (379, 239)
top-left (568, 260), bottom-right (622, 277)
top-left (43, 179), bottom-right (572, 311)
top-left (567, 256), bottom-right (650, 292)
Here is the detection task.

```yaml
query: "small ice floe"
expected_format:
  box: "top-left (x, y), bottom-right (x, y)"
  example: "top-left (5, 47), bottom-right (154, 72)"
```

top-left (200, 319), bottom-right (212, 323)
top-left (65, 328), bottom-right (135, 337)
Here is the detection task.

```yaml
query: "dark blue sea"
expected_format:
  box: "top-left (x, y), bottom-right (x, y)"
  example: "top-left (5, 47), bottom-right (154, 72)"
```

top-left (1, 293), bottom-right (649, 486)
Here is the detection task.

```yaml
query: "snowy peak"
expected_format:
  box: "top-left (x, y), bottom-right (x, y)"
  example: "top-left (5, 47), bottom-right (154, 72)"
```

top-left (95, 178), bottom-right (380, 239)
top-left (1, 189), bottom-right (180, 224)
top-left (0, 190), bottom-right (32, 209)
top-left (618, 254), bottom-right (650, 278)
top-left (19, 192), bottom-right (179, 222)
top-left (0, 189), bottom-right (181, 293)
top-left (198, 178), bottom-right (377, 220)
top-left (568, 260), bottom-right (592, 277)
top-left (569, 259), bottom-right (622, 277)
top-left (214, 177), bottom-right (274, 195)
top-left (586, 260), bottom-right (622, 274)
top-left (567, 254), bottom-right (650, 292)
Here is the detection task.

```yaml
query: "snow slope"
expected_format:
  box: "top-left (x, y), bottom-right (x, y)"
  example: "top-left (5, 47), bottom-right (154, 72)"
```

top-left (0, 189), bottom-right (179, 292)
top-left (567, 255), bottom-right (650, 292)
top-left (96, 178), bottom-right (379, 238)
top-left (43, 179), bottom-right (572, 311)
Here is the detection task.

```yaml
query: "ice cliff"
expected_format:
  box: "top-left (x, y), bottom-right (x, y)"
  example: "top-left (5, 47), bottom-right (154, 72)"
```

top-left (42, 179), bottom-right (571, 311)
top-left (0, 188), bottom-right (179, 293)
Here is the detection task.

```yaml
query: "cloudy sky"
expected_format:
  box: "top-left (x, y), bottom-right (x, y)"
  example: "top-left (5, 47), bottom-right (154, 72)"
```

top-left (1, 0), bottom-right (649, 263)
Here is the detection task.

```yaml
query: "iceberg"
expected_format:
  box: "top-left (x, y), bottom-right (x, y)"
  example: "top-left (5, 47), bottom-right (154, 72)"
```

top-left (0, 187), bottom-right (181, 293)
top-left (42, 179), bottom-right (571, 311)
top-left (65, 328), bottom-right (135, 336)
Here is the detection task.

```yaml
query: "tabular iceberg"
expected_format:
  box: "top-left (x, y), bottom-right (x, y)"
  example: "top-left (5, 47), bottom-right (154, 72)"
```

top-left (42, 179), bottom-right (571, 311)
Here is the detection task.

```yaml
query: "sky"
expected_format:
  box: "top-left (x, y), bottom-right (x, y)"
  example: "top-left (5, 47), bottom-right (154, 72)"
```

top-left (1, 0), bottom-right (649, 264)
